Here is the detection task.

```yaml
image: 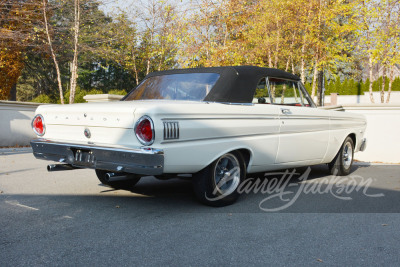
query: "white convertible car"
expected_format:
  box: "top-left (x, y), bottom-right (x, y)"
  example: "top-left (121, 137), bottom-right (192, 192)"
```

top-left (31, 66), bottom-right (367, 206)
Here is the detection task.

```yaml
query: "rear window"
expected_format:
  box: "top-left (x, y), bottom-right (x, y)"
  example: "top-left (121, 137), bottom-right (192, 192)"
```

top-left (124, 73), bottom-right (220, 101)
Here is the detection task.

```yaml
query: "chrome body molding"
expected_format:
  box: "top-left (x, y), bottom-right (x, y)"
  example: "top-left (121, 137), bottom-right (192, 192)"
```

top-left (30, 139), bottom-right (164, 176)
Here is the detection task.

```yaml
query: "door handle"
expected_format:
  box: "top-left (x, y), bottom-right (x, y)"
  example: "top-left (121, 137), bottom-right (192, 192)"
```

top-left (281, 108), bottom-right (291, 114)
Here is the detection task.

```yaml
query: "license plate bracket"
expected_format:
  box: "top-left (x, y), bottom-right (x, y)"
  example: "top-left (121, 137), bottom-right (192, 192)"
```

top-left (72, 148), bottom-right (96, 167)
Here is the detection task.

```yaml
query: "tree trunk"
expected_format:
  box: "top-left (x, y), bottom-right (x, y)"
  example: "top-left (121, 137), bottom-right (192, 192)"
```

top-left (317, 70), bottom-right (324, 106)
top-left (8, 83), bottom-right (17, 101)
top-left (368, 56), bottom-right (375, 103)
top-left (69, 0), bottom-right (80, 104)
top-left (146, 30), bottom-right (153, 75)
top-left (285, 56), bottom-right (290, 72)
top-left (386, 66), bottom-right (394, 103)
top-left (274, 23), bottom-right (280, 68)
top-left (291, 62), bottom-right (295, 75)
top-left (132, 53), bottom-right (139, 85)
top-left (380, 66), bottom-right (385, 103)
top-left (43, 0), bottom-right (64, 104)
top-left (146, 58), bottom-right (151, 75)
top-left (311, 58), bottom-right (318, 101)
top-left (268, 48), bottom-right (272, 68)
top-left (300, 42), bottom-right (306, 84)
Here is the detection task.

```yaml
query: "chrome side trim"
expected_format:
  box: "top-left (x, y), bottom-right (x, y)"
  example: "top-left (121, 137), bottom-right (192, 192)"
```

top-left (161, 131), bottom-right (279, 144)
top-left (31, 139), bottom-right (164, 176)
top-left (204, 101), bottom-right (254, 106)
top-left (162, 116), bottom-right (278, 121)
top-left (330, 117), bottom-right (367, 122)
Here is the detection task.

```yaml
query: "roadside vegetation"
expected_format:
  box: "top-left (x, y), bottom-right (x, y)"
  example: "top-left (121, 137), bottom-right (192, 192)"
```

top-left (1, 0), bottom-right (399, 103)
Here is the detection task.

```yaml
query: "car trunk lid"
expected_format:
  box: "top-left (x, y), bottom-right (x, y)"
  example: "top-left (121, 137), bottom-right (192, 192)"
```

top-left (37, 102), bottom-right (136, 128)
top-left (35, 102), bottom-right (140, 146)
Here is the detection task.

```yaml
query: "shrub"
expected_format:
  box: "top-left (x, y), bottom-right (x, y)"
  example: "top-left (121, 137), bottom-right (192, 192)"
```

top-left (108, 89), bottom-right (128, 95)
top-left (31, 94), bottom-right (55, 103)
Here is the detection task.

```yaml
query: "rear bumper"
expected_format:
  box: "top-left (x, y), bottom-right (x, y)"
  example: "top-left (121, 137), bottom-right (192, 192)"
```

top-left (30, 139), bottom-right (164, 175)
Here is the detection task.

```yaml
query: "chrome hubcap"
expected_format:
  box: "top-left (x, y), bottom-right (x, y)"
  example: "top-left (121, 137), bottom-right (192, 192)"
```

top-left (213, 154), bottom-right (241, 195)
top-left (342, 142), bottom-right (353, 169)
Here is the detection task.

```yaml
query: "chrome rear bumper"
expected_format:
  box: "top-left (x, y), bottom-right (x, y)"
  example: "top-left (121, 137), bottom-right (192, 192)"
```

top-left (31, 139), bottom-right (164, 175)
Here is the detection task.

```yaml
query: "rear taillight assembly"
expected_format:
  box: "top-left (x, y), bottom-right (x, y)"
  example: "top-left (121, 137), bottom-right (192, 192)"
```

top-left (32, 114), bottom-right (45, 136)
top-left (135, 116), bottom-right (154, 146)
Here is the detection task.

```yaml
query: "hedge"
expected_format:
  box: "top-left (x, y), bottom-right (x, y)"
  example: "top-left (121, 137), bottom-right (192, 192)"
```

top-left (304, 76), bottom-right (400, 96)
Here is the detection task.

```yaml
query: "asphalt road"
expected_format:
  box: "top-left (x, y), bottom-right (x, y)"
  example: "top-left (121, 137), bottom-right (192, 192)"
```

top-left (1, 147), bottom-right (400, 266)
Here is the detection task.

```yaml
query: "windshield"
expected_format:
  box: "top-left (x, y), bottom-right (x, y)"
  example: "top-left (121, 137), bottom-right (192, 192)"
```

top-left (124, 73), bottom-right (220, 101)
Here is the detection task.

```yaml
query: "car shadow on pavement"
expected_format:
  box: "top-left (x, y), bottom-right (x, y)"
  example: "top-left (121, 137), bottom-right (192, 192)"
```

top-left (74, 164), bottom-right (400, 213)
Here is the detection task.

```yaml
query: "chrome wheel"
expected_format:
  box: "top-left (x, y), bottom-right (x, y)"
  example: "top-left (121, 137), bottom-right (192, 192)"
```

top-left (192, 151), bottom-right (246, 207)
top-left (328, 136), bottom-right (354, 176)
top-left (213, 153), bottom-right (241, 195)
top-left (342, 141), bottom-right (353, 169)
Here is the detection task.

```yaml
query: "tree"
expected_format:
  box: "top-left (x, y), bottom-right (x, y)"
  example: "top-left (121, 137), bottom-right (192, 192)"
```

top-left (380, 0), bottom-right (400, 103)
top-left (0, 0), bottom-right (42, 100)
top-left (69, 0), bottom-right (80, 104)
top-left (131, 0), bottom-right (180, 74)
top-left (358, 0), bottom-right (378, 103)
top-left (95, 11), bottom-right (143, 85)
top-left (42, 0), bottom-right (65, 104)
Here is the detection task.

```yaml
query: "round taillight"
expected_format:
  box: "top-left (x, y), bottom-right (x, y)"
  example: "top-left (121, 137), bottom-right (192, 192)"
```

top-left (135, 116), bottom-right (154, 146)
top-left (32, 114), bottom-right (45, 136)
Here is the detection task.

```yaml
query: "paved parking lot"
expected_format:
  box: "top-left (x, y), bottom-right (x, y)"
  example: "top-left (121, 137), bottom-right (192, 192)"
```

top-left (1, 148), bottom-right (400, 266)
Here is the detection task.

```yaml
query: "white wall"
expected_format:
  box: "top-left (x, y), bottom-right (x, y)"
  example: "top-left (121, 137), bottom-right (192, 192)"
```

top-left (0, 101), bottom-right (39, 147)
top-left (322, 104), bottom-right (400, 163)
top-left (0, 95), bottom-right (123, 147)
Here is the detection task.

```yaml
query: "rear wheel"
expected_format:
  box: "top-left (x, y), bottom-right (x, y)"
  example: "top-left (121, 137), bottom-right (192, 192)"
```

top-left (328, 136), bottom-right (354, 176)
top-left (192, 151), bottom-right (246, 207)
top-left (95, 169), bottom-right (141, 188)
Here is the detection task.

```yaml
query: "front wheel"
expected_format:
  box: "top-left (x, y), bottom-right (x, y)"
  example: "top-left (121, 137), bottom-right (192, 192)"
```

top-left (328, 136), bottom-right (354, 176)
top-left (95, 169), bottom-right (141, 189)
top-left (192, 151), bottom-right (246, 207)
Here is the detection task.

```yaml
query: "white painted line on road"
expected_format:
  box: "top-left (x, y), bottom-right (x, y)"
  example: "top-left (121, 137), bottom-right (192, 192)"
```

top-left (5, 200), bottom-right (39, 211)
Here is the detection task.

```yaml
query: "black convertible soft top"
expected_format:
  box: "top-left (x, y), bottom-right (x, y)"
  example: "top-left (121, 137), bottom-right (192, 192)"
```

top-left (144, 66), bottom-right (300, 103)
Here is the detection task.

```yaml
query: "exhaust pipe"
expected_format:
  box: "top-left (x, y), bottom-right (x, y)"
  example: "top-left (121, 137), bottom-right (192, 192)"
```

top-left (47, 164), bottom-right (75, 172)
top-left (105, 172), bottom-right (131, 182)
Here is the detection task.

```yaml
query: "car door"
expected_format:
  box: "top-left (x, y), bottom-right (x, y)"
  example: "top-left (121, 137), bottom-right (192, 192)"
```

top-left (248, 77), bottom-right (281, 172)
top-left (268, 78), bottom-right (330, 164)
